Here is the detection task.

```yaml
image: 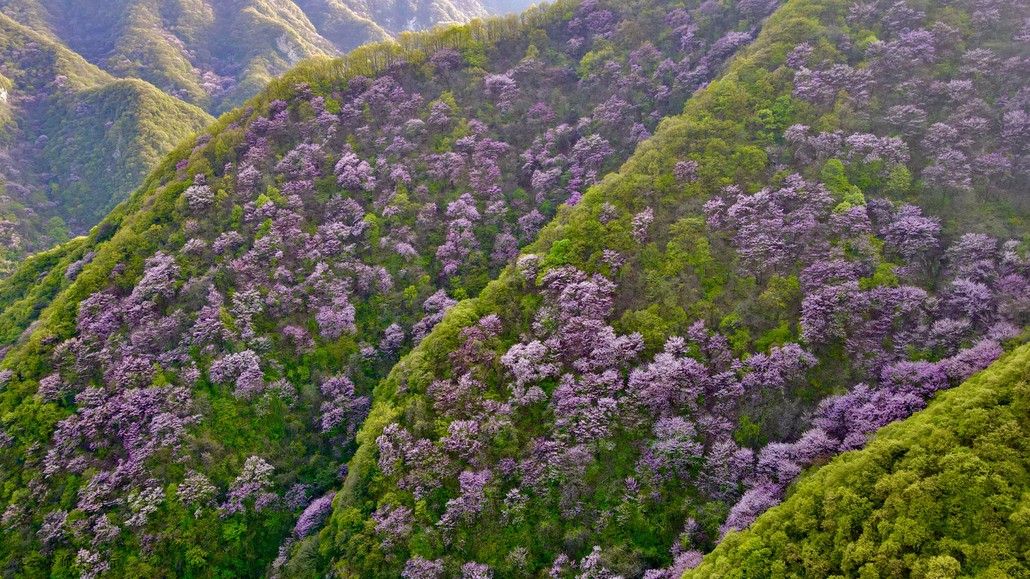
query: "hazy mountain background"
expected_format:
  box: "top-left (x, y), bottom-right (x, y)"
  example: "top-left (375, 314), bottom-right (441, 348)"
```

top-left (1, 0), bottom-right (536, 112)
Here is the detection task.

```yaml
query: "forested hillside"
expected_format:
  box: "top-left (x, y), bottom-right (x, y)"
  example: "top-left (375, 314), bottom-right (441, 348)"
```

top-left (0, 0), bottom-right (776, 575)
top-left (1, 0), bottom-right (1029, 576)
top-left (0, 13), bottom-right (213, 276)
top-left (686, 342), bottom-right (1030, 577)
top-left (310, 0), bottom-right (1030, 575)
top-left (0, 0), bottom-right (533, 278)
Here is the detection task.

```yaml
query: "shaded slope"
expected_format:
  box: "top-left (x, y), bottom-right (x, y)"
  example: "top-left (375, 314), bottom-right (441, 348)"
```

top-left (686, 342), bottom-right (1030, 578)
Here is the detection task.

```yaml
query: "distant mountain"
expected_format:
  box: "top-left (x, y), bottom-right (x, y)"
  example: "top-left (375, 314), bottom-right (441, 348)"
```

top-left (0, 0), bottom-right (536, 113)
top-left (0, 12), bottom-right (213, 275)
top-left (0, 0), bottom-right (534, 275)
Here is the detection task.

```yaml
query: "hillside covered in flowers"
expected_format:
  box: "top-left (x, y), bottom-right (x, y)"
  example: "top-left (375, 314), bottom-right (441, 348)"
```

top-left (312, 0), bottom-right (1030, 575)
top-left (0, 0), bottom-right (534, 277)
top-left (2, 0), bottom-right (1030, 576)
top-left (0, 0), bottom-right (780, 574)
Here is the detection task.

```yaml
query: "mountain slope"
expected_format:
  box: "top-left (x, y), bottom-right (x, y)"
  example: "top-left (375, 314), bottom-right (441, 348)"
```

top-left (0, 0), bottom-right (535, 113)
top-left (1, 0), bottom-right (1028, 575)
top-left (309, 0), bottom-right (1030, 575)
top-left (686, 342), bottom-right (1030, 577)
top-left (0, 12), bottom-right (213, 276)
top-left (0, 0), bottom-right (772, 575)
top-left (0, 0), bottom-right (537, 279)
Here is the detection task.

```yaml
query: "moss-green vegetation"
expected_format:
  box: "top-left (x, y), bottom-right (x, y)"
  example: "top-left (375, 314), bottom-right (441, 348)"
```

top-left (688, 343), bottom-right (1030, 578)
top-left (0, 0), bottom-right (1028, 576)
top-left (314, 0), bottom-right (1030, 574)
top-left (0, 13), bottom-right (212, 276)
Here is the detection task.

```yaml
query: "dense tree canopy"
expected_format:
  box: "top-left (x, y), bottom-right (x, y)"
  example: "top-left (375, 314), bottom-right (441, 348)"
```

top-left (1, 0), bottom-right (1029, 576)
top-left (0, 0), bottom-right (779, 575)
top-left (687, 343), bottom-right (1030, 577)
top-left (312, 0), bottom-right (1030, 575)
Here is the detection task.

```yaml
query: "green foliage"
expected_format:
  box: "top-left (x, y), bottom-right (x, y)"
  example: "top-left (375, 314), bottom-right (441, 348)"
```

top-left (315, 0), bottom-right (1030, 573)
top-left (884, 164), bottom-right (912, 197)
top-left (688, 344), bottom-right (1030, 578)
top-left (1, 0), bottom-right (1028, 575)
top-left (0, 13), bottom-right (212, 275)
top-left (578, 42), bottom-right (617, 79)
top-left (822, 158), bottom-right (862, 201)
top-left (543, 238), bottom-right (575, 268)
